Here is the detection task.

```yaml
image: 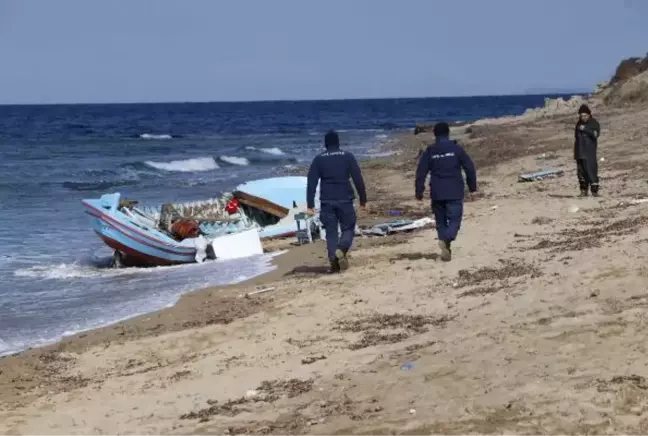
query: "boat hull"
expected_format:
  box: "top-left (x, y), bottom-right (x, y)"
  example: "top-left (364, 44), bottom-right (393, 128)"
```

top-left (83, 194), bottom-right (198, 267)
top-left (97, 233), bottom-right (185, 267)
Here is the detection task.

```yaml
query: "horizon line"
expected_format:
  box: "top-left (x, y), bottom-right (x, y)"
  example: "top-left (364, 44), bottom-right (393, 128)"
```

top-left (0, 90), bottom-right (591, 107)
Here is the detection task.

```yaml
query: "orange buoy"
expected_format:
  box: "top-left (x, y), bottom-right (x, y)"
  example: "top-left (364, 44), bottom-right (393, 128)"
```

top-left (170, 219), bottom-right (200, 240)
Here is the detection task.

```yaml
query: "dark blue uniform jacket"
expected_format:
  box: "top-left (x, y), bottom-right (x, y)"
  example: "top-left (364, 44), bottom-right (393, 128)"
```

top-left (415, 137), bottom-right (477, 201)
top-left (307, 147), bottom-right (367, 208)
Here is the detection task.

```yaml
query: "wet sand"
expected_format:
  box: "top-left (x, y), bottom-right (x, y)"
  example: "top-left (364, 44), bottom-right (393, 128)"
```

top-left (2, 103), bottom-right (648, 434)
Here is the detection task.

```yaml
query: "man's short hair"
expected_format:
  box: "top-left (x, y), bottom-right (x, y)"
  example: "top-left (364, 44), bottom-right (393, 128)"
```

top-left (433, 122), bottom-right (450, 137)
top-left (324, 129), bottom-right (340, 148)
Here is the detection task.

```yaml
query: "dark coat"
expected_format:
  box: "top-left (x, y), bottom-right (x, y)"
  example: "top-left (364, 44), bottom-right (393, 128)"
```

top-left (415, 137), bottom-right (477, 201)
top-left (306, 146), bottom-right (367, 208)
top-left (574, 118), bottom-right (600, 160)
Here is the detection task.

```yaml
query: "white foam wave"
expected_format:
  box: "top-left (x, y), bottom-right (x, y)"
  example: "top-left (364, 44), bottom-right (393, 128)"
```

top-left (145, 157), bottom-right (219, 172)
top-left (3, 255), bottom-right (278, 357)
top-left (245, 146), bottom-right (285, 156)
top-left (13, 263), bottom-right (157, 280)
top-left (219, 156), bottom-right (250, 166)
top-left (0, 338), bottom-right (14, 356)
top-left (375, 134), bottom-right (388, 139)
top-left (140, 133), bottom-right (173, 139)
top-left (367, 151), bottom-right (398, 158)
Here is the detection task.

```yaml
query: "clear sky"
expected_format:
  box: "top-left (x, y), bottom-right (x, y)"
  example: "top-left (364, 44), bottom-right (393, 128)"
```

top-left (1, 0), bottom-right (647, 104)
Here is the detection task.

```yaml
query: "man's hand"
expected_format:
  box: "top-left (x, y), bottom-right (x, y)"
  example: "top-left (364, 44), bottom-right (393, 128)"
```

top-left (306, 208), bottom-right (316, 216)
top-left (579, 124), bottom-right (585, 131)
top-left (357, 203), bottom-right (367, 217)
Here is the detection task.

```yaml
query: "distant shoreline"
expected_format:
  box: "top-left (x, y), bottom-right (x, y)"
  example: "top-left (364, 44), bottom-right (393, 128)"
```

top-left (0, 92), bottom-right (580, 107)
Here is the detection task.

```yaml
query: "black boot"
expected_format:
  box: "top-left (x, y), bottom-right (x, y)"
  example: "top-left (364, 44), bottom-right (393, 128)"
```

top-left (438, 240), bottom-right (452, 262)
top-left (579, 189), bottom-right (588, 197)
top-left (335, 248), bottom-right (349, 271)
top-left (329, 258), bottom-right (341, 274)
top-left (591, 184), bottom-right (600, 197)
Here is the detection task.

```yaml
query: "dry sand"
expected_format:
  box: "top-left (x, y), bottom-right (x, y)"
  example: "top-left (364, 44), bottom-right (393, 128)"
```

top-left (2, 104), bottom-right (648, 435)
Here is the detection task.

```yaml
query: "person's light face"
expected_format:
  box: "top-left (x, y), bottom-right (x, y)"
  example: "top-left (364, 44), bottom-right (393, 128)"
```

top-left (579, 112), bottom-right (590, 122)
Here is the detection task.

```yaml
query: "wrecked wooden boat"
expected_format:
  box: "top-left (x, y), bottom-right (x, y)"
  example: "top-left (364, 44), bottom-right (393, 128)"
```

top-left (82, 176), bottom-right (320, 267)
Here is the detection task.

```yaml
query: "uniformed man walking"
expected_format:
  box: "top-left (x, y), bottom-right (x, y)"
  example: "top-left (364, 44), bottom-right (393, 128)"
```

top-left (307, 130), bottom-right (367, 273)
top-left (415, 122), bottom-right (477, 261)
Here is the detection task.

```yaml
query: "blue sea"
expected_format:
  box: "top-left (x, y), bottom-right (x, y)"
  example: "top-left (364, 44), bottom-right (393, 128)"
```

top-left (0, 95), bottom-right (563, 356)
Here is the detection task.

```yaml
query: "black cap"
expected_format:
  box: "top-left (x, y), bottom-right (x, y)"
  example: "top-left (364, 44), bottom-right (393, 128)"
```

top-left (433, 122), bottom-right (450, 137)
top-left (578, 104), bottom-right (592, 115)
top-left (324, 129), bottom-right (339, 148)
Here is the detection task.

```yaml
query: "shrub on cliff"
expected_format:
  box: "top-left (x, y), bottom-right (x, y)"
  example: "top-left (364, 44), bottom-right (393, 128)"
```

top-left (610, 53), bottom-right (648, 85)
top-left (599, 52), bottom-right (648, 105)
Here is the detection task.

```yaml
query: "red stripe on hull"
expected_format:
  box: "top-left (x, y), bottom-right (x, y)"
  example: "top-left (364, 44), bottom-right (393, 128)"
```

top-left (97, 233), bottom-right (191, 267)
top-left (82, 202), bottom-right (195, 254)
top-left (85, 210), bottom-right (195, 256)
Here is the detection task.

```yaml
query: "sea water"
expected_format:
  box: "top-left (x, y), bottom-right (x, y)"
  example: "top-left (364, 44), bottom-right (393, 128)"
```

top-left (0, 96), bottom-right (564, 355)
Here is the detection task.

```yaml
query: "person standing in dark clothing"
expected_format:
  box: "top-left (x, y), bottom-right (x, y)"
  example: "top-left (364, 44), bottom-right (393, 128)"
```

top-left (307, 130), bottom-right (367, 273)
top-left (415, 122), bottom-right (477, 261)
top-left (574, 104), bottom-right (601, 197)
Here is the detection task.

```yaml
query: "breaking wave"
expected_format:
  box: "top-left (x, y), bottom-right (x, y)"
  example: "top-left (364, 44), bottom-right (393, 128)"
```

top-left (144, 157), bottom-right (220, 172)
top-left (219, 155), bottom-right (250, 166)
top-left (13, 263), bottom-right (149, 280)
top-left (139, 133), bottom-right (173, 139)
top-left (245, 146), bottom-right (285, 156)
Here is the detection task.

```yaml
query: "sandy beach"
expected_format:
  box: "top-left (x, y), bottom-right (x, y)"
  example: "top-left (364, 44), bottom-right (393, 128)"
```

top-left (2, 75), bottom-right (648, 434)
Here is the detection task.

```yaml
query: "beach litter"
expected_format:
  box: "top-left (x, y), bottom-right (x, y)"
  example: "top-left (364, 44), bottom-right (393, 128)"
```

top-left (518, 169), bottom-right (564, 183)
top-left (400, 361), bottom-right (415, 371)
top-left (357, 217), bottom-right (434, 237)
top-left (243, 287), bottom-right (276, 298)
top-left (301, 355), bottom-right (327, 365)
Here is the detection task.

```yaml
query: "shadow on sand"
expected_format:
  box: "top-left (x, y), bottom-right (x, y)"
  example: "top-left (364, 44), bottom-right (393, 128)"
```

top-left (285, 265), bottom-right (331, 276)
top-left (390, 252), bottom-right (440, 262)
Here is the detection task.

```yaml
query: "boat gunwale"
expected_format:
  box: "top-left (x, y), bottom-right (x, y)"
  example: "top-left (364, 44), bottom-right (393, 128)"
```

top-left (83, 202), bottom-right (197, 255)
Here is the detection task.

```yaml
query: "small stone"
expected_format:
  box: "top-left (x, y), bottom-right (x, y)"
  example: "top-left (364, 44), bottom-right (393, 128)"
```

top-left (409, 408), bottom-right (416, 415)
top-left (568, 205), bottom-right (580, 214)
top-left (590, 290), bottom-right (600, 298)
top-left (245, 389), bottom-right (258, 398)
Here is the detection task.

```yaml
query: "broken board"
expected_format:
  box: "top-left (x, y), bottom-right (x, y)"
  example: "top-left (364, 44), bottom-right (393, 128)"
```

top-left (518, 169), bottom-right (564, 182)
top-left (233, 190), bottom-right (290, 218)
